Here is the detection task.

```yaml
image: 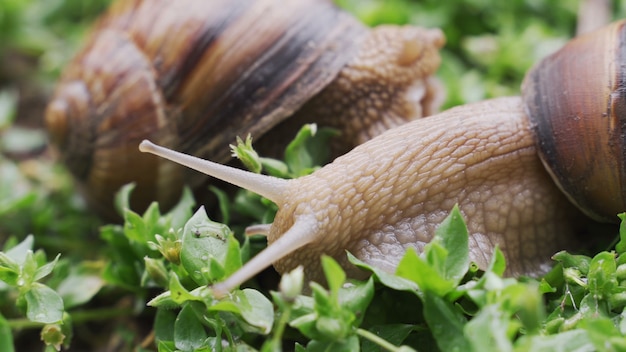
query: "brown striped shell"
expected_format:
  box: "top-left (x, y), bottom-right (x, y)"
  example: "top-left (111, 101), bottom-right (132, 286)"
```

top-left (45, 0), bottom-right (444, 220)
top-left (522, 19), bottom-right (626, 223)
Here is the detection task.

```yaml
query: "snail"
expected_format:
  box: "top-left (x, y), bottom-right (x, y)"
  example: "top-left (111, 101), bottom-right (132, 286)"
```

top-left (43, 0), bottom-right (445, 220)
top-left (139, 20), bottom-right (626, 295)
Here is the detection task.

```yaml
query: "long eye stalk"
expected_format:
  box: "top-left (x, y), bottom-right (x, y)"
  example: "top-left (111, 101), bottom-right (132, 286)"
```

top-left (139, 140), bottom-right (287, 203)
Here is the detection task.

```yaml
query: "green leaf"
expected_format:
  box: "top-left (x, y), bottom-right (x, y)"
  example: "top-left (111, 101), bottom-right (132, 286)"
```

top-left (0, 89), bottom-right (17, 129)
top-left (360, 324), bottom-right (414, 352)
top-left (260, 157), bottom-right (290, 178)
top-left (180, 206), bottom-right (233, 285)
top-left (4, 234), bottom-right (34, 265)
top-left (0, 314), bottom-right (14, 352)
top-left (154, 308), bottom-right (177, 343)
top-left (284, 124), bottom-right (339, 176)
top-left (56, 273), bottom-right (104, 309)
top-left (305, 335), bottom-right (360, 352)
top-left (24, 283), bottom-right (64, 323)
top-left (33, 254), bottom-right (60, 281)
top-left (616, 213), bottom-right (626, 254)
top-left (123, 208), bottom-right (149, 243)
top-left (433, 204), bottom-right (470, 284)
top-left (114, 183), bottom-right (136, 217)
top-left (321, 256), bottom-right (346, 298)
top-left (515, 329), bottom-right (593, 352)
top-left (553, 251), bottom-right (591, 275)
top-left (167, 273), bottom-right (201, 305)
top-left (339, 278), bottom-right (374, 327)
top-left (209, 289), bottom-right (274, 334)
top-left (423, 292), bottom-right (469, 352)
top-left (582, 317), bottom-right (626, 351)
top-left (587, 251), bottom-right (618, 299)
top-left (396, 248), bottom-right (454, 295)
top-left (485, 246), bottom-right (507, 276)
top-left (465, 305), bottom-right (512, 352)
top-left (165, 187), bottom-right (195, 229)
top-left (174, 303), bottom-right (207, 352)
top-left (348, 253), bottom-right (420, 292)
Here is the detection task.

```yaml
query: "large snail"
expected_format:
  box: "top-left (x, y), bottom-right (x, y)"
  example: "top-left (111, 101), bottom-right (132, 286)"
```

top-left (139, 20), bottom-right (626, 295)
top-left (44, 0), bottom-right (444, 220)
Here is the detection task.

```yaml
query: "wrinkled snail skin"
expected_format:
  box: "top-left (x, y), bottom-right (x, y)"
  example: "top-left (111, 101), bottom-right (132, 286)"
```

top-left (140, 21), bottom-right (626, 294)
top-left (44, 0), bottom-right (445, 220)
top-left (267, 97), bottom-right (586, 284)
top-left (139, 97), bottom-right (588, 292)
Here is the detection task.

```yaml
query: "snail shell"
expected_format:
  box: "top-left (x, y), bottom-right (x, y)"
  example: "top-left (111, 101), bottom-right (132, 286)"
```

top-left (45, 0), bottom-right (445, 220)
top-left (522, 20), bottom-right (626, 223)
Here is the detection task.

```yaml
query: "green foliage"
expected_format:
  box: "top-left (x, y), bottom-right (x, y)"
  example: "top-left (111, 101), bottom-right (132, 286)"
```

top-left (2, 0), bottom-right (626, 350)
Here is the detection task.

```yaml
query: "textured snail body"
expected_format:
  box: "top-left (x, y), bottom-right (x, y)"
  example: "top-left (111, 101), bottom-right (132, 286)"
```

top-left (140, 20), bottom-right (626, 293)
top-left (45, 0), bottom-right (444, 220)
top-left (267, 97), bottom-right (584, 282)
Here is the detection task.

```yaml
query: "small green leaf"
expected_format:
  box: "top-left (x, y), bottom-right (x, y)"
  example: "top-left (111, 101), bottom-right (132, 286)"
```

top-left (210, 289), bottom-right (274, 334)
top-left (582, 317), bottom-right (626, 351)
top-left (33, 254), bottom-right (60, 281)
top-left (180, 206), bottom-right (233, 285)
top-left (0, 89), bottom-right (17, 129)
top-left (260, 157), bottom-right (290, 178)
top-left (306, 335), bottom-right (359, 352)
top-left (616, 213), bottom-right (626, 254)
top-left (209, 185), bottom-right (231, 225)
top-left (174, 303), bottom-right (207, 352)
top-left (360, 324), bottom-right (414, 352)
top-left (284, 124), bottom-right (339, 176)
top-left (347, 252), bottom-right (419, 293)
top-left (4, 234), bottom-right (34, 265)
top-left (339, 278), bottom-right (374, 327)
top-left (321, 256), bottom-right (346, 297)
top-left (143, 257), bottom-right (169, 288)
top-left (433, 205), bottom-right (470, 284)
top-left (0, 314), bottom-right (14, 352)
top-left (396, 248), bottom-right (454, 295)
top-left (114, 183), bottom-right (136, 217)
top-left (235, 289), bottom-right (274, 334)
top-left (587, 251), bottom-right (617, 299)
top-left (123, 209), bottom-right (148, 243)
top-left (167, 273), bottom-right (200, 305)
top-left (56, 274), bottom-right (104, 309)
top-left (465, 305), bottom-right (512, 352)
top-left (423, 292), bottom-right (469, 352)
top-left (515, 329), bottom-right (593, 352)
top-left (166, 187), bottom-right (196, 230)
top-left (154, 308), bottom-right (177, 343)
top-left (24, 283), bottom-right (64, 323)
top-left (552, 251), bottom-right (591, 275)
top-left (485, 246), bottom-right (507, 276)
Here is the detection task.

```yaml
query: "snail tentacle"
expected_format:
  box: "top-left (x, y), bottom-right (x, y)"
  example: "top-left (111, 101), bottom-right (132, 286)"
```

top-left (139, 140), bottom-right (287, 203)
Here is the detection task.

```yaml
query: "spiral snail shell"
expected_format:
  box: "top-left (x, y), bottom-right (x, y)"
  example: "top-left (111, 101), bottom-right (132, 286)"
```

top-left (44, 0), bottom-right (445, 220)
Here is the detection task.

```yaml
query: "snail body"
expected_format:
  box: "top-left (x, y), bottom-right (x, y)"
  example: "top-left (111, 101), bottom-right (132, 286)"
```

top-left (44, 0), bottom-right (444, 220)
top-left (140, 20), bottom-right (626, 294)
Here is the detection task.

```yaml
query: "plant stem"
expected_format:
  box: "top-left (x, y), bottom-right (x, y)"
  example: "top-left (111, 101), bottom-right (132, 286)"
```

top-left (7, 307), bottom-right (132, 330)
top-left (357, 328), bottom-right (412, 352)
